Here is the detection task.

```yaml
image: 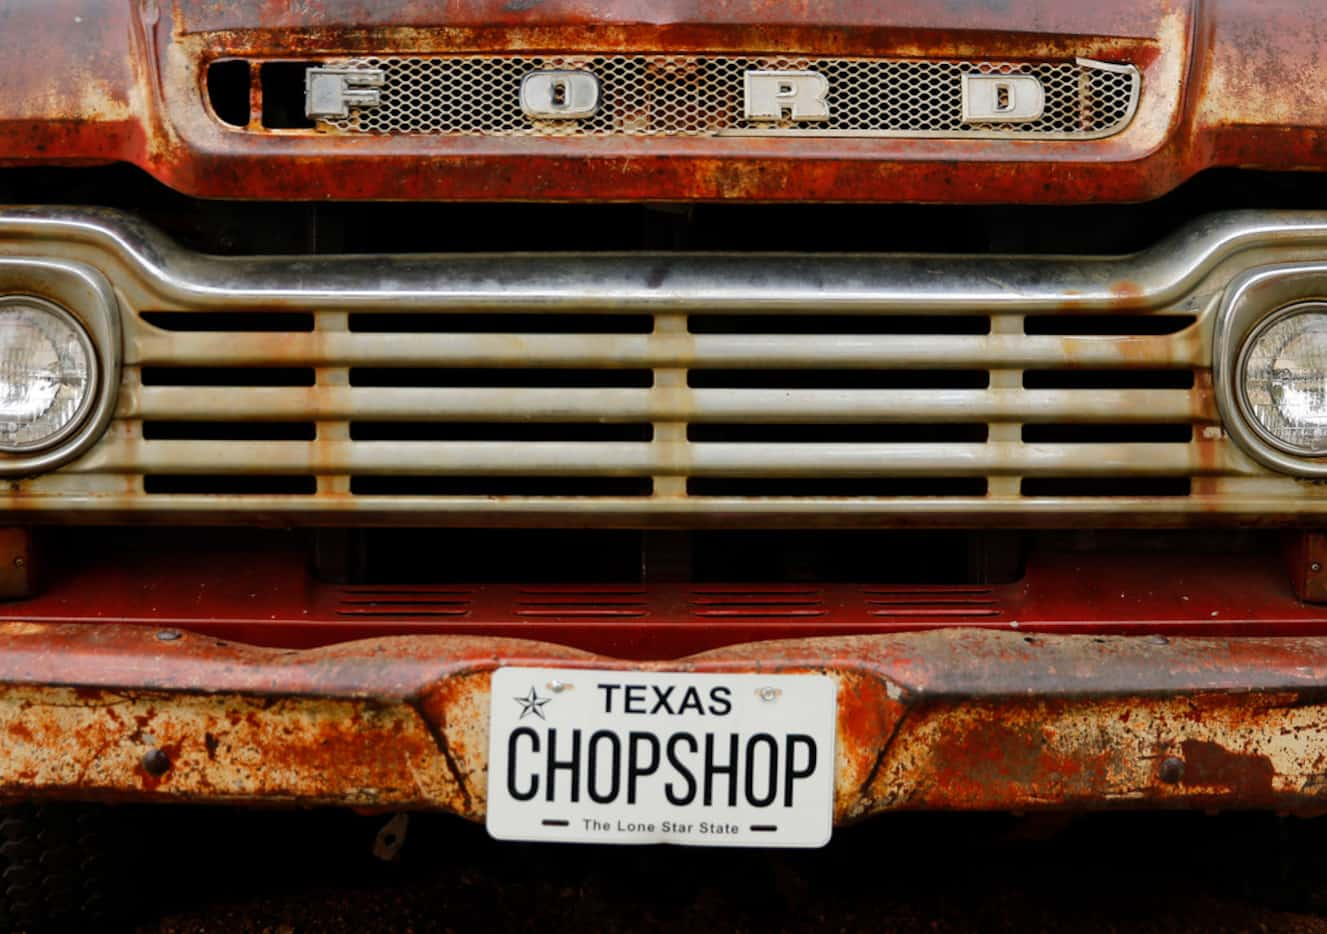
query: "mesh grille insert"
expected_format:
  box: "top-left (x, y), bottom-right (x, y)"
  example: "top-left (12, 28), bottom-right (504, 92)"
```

top-left (313, 55), bottom-right (1138, 140)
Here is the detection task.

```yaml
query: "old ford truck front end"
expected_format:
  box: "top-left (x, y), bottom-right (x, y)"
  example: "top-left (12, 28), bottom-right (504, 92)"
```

top-left (1, 0), bottom-right (1327, 922)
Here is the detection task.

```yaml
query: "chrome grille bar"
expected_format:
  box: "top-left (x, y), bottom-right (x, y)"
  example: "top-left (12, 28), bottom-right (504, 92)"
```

top-left (0, 207), bottom-right (1324, 525)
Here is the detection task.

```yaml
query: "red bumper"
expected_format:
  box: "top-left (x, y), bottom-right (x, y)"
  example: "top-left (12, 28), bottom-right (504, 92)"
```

top-left (3, 622), bottom-right (1327, 819)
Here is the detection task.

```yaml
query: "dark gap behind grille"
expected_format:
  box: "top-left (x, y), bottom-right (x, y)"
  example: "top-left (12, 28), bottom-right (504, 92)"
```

top-left (143, 422), bottom-right (316, 442)
top-left (351, 369), bottom-right (653, 388)
top-left (1023, 370), bottom-right (1194, 389)
top-left (689, 370), bottom-right (989, 389)
top-left (688, 478), bottom-right (987, 497)
top-left (351, 477), bottom-right (653, 497)
top-left (689, 424), bottom-right (988, 443)
top-left (141, 311), bottom-right (315, 332)
top-left (1024, 315), bottom-right (1197, 335)
top-left (689, 315), bottom-right (991, 334)
top-left (348, 313), bottom-right (653, 333)
top-left (140, 368), bottom-right (315, 387)
top-left (144, 475), bottom-right (317, 495)
top-left (351, 423), bottom-right (652, 442)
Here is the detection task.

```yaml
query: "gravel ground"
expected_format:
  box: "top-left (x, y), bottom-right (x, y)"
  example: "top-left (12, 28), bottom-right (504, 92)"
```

top-left (113, 808), bottom-right (1327, 933)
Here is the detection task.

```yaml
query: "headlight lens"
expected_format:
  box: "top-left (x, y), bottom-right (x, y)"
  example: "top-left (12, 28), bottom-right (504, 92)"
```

top-left (0, 298), bottom-right (96, 452)
top-left (1241, 307), bottom-right (1327, 455)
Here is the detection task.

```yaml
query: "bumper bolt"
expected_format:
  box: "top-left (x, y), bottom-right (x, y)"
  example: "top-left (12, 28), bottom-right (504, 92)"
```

top-left (1159, 756), bottom-right (1185, 784)
top-left (141, 748), bottom-right (171, 777)
top-left (155, 630), bottom-right (181, 642)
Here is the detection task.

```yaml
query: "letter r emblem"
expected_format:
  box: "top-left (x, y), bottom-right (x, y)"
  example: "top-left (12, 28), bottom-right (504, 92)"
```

top-left (742, 71), bottom-right (831, 122)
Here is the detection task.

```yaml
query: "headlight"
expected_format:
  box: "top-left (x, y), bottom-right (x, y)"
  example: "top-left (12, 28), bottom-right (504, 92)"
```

top-left (0, 297), bottom-right (97, 452)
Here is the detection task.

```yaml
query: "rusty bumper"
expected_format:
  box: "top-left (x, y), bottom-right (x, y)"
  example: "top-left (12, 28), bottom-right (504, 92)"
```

top-left (4, 622), bottom-right (1327, 820)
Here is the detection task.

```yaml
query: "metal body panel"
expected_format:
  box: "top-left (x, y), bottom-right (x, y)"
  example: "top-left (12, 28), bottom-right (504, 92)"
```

top-left (0, 545), bottom-right (1321, 657)
top-left (0, 1), bottom-right (1319, 202)
top-left (2, 208), bottom-right (1327, 524)
top-left (3, 622), bottom-right (1327, 817)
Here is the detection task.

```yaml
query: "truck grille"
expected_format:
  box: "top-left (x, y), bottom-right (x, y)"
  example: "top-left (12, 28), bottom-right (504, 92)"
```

top-left (312, 55), bottom-right (1140, 140)
top-left (5, 208), bottom-right (1327, 525)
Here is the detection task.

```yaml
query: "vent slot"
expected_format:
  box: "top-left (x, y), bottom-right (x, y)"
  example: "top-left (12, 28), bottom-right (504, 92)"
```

top-left (260, 62), bottom-right (315, 129)
top-left (349, 313), bottom-right (653, 333)
top-left (350, 477), bottom-right (653, 497)
top-left (688, 478), bottom-right (987, 497)
top-left (141, 312), bottom-right (315, 332)
top-left (689, 315), bottom-right (991, 335)
top-left (350, 368), bottom-right (653, 388)
top-left (1024, 315), bottom-right (1197, 335)
top-left (863, 585), bottom-right (1001, 618)
top-left (689, 588), bottom-right (826, 618)
top-left (516, 587), bottom-right (649, 618)
top-left (144, 475), bottom-right (317, 496)
top-left (688, 424), bottom-right (988, 443)
top-left (689, 370), bottom-right (990, 389)
top-left (1021, 478), bottom-right (1192, 498)
top-left (1021, 424), bottom-right (1193, 444)
top-left (1023, 370), bottom-right (1194, 389)
top-left (206, 60), bottom-right (251, 128)
top-left (336, 587), bottom-right (473, 618)
top-left (350, 422), bottom-right (652, 442)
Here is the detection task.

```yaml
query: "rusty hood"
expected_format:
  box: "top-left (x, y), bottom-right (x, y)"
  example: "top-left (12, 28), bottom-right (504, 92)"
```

top-left (0, 0), bottom-right (1322, 202)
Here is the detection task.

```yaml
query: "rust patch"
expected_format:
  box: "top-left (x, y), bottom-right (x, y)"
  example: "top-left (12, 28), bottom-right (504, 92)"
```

top-left (0, 0), bottom-right (1309, 203)
top-left (1179, 739), bottom-right (1277, 798)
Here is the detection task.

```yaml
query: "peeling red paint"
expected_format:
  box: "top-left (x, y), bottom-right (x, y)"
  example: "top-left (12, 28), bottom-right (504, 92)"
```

top-left (0, 1), bottom-right (1321, 202)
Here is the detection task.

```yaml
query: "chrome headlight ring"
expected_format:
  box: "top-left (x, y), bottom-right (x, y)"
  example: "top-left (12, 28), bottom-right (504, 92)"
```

top-left (0, 259), bottom-right (121, 477)
top-left (1215, 263), bottom-right (1327, 477)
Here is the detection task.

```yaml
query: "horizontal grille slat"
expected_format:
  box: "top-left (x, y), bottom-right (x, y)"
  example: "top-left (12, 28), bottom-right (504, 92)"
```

top-left (128, 387), bottom-right (1209, 423)
top-left (132, 333), bottom-right (1202, 369)
top-left (71, 441), bottom-right (1252, 477)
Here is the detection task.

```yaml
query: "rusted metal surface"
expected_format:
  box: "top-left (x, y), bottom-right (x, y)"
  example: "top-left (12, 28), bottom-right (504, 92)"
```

top-left (3, 543), bottom-right (1326, 656)
top-left (2, 622), bottom-right (1327, 817)
top-left (0, 529), bottom-right (35, 600)
top-left (1285, 531), bottom-right (1327, 603)
top-left (0, 1), bottom-right (1321, 202)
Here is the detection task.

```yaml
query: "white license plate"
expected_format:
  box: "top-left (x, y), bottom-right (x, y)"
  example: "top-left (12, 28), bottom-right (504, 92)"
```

top-left (486, 667), bottom-right (837, 848)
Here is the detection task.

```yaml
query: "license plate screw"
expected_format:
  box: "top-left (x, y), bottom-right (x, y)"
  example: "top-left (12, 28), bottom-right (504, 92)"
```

top-left (758, 686), bottom-right (781, 702)
top-left (548, 680), bottom-right (571, 693)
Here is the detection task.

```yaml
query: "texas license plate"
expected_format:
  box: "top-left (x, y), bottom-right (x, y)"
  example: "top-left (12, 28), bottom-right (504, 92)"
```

top-left (486, 667), bottom-right (837, 847)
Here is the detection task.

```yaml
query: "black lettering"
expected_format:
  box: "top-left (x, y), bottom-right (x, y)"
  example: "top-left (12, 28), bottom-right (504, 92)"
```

top-left (627, 732), bottom-right (661, 804)
top-left (507, 727), bottom-right (540, 802)
top-left (744, 733), bottom-right (779, 807)
top-left (597, 683), bottom-right (621, 713)
top-left (624, 684), bottom-right (648, 714)
top-left (678, 686), bottom-right (705, 715)
top-left (703, 732), bottom-right (740, 807)
top-left (650, 685), bottom-right (676, 715)
top-left (546, 728), bottom-right (581, 803)
top-left (708, 686), bottom-right (733, 716)
top-left (665, 733), bottom-right (698, 806)
top-left (586, 730), bottom-right (621, 804)
top-left (784, 734), bottom-right (817, 807)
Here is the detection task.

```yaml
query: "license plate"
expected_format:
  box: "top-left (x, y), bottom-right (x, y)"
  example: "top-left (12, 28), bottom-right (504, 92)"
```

top-left (486, 667), bottom-right (837, 848)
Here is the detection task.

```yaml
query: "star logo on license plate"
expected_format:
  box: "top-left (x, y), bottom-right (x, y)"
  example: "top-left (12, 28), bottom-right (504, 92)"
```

top-left (514, 686), bottom-right (551, 720)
